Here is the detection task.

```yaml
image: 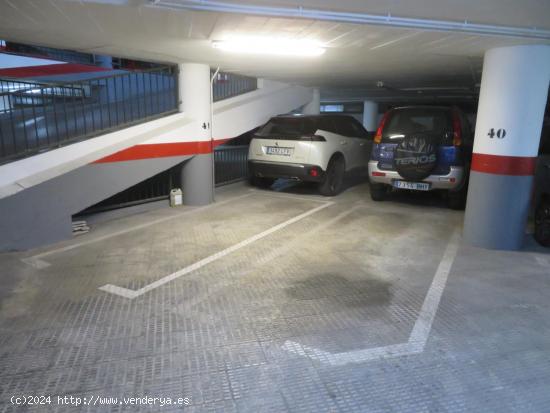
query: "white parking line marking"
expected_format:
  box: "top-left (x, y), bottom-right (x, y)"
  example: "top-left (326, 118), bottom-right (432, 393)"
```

top-left (252, 190), bottom-right (333, 204)
top-left (98, 284), bottom-right (139, 299)
top-left (283, 341), bottom-right (414, 366)
top-left (21, 192), bottom-right (254, 267)
top-left (20, 257), bottom-right (51, 269)
top-left (282, 229), bottom-right (461, 365)
top-left (408, 229), bottom-right (461, 349)
top-left (534, 255), bottom-right (550, 267)
top-left (99, 201), bottom-right (334, 298)
top-left (174, 203), bottom-right (363, 314)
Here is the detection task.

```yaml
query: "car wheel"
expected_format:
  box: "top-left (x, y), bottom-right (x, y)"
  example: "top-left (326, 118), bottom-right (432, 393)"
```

top-left (394, 133), bottom-right (438, 181)
top-left (534, 198), bottom-right (550, 247)
top-left (249, 176), bottom-right (275, 189)
top-left (319, 156), bottom-right (345, 196)
top-left (369, 183), bottom-right (387, 201)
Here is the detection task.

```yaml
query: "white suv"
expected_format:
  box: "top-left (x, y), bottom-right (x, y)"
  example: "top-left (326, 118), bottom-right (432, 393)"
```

top-left (248, 114), bottom-right (372, 196)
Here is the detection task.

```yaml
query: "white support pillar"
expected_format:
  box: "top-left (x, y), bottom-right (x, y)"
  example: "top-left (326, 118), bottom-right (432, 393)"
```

top-left (362, 101), bottom-right (378, 132)
top-left (178, 63), bottom-right (214, 206)
top-left (463, 45), bottom-right (550, 250)
top-left (302, 88), bottom-right (320, 115)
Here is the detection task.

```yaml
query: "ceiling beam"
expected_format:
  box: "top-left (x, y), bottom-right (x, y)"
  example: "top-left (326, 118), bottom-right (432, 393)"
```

top-left (148, 0), bottom-right (550, 40)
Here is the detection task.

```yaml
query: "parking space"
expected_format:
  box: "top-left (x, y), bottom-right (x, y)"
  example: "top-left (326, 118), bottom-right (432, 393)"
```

top-left (1, 181), bottom-right (549, 412)
top-left (1, 1), bottom-right (550, 412)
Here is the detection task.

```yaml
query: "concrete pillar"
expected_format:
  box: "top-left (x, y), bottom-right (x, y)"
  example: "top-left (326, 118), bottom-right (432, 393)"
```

top-left (94, 55), bottom-right (112, 69)
top-left (362, 100), bottom-right (378, 131)
top-left (464, 45), bottom-right (550, 250)
top-left (302, 88), bottom-right (320, 115)
top-left (178, 63), bottom-right (214, 206)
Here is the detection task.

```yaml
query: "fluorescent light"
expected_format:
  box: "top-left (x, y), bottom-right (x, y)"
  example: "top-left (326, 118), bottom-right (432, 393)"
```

top-left (212, 37), bottom-right (325, 57)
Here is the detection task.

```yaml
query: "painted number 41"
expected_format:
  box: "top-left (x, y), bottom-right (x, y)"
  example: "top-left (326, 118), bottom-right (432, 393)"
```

top-left (488, 128), bottom-right (506, 139)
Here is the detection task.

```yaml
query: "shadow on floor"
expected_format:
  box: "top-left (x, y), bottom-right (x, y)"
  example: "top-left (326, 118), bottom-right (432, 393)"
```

top-left (266, 169), bottom-right (370, 196)
top-left (381, 188), bottom-right (451, 210)
top-left (260, 171), bottom-right (451, 211)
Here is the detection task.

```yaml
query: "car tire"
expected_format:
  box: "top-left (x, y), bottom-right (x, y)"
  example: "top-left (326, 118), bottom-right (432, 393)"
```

top-left (249, 176), bottom-right (275, 189)
top-left (319, 156), bottom-right (345, 196)
top-left (369, 183), bottom-right (387, 201)
top-left (394, 134), bottom-right (439, 181)
top-left (534, 198), bottom-right (550, 247)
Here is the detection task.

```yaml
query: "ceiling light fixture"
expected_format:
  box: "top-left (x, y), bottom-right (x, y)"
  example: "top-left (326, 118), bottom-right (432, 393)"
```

top-left (212, 37), bottom-right (326, 57)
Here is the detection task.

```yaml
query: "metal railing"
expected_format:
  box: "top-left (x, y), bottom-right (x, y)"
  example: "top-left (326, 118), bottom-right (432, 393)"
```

top-left (79, 145), bottom-right (250, 214)
top-left (4, 43), bottom-right (95, 65)
top-left (0, 67), bottom-right (178, 163)
top-left (212, 71), bottom-right (257, 102)
top-left (214, 145), bottom-right (249, 185)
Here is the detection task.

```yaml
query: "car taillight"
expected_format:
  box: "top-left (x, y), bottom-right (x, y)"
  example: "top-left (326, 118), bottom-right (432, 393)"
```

top-left (309, 167), bottom-right (319, 177)
top-left (451, 109), bottom-right (462, 147)
top-left (374, 111), bottom-right (391, 144)
top-left (301, 135), bottom-right (326, 141)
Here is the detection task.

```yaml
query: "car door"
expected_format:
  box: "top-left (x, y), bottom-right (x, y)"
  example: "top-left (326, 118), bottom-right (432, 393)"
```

top-left (350, 118), bottom-right (372, 168)
top-left (334, 116), bottom-right (362, 169)
top-left (314, 116), bottom-right (344, 170)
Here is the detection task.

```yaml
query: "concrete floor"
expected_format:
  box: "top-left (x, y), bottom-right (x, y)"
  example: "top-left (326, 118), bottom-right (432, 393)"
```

top-left (1, 180), bottom-right (550, 412)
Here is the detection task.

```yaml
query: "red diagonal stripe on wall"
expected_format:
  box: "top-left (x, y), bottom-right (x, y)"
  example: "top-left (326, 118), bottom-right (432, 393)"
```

top-left (0, 63), bottom-right (111, 78)
top-left (93, 139), bottom-right (231, 163)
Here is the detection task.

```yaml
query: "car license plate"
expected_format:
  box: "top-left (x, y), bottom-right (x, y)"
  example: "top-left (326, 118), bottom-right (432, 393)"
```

top-left (393, 180), bottom-right (431, 191)
top-left (266, 146), bottom-right (293, 156)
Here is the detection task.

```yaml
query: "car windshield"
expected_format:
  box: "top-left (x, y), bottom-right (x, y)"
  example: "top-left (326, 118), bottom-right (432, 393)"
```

top-left (382, 108), bottom-right (452, 142)
top-left (255, 117), bottom-right (318, 137)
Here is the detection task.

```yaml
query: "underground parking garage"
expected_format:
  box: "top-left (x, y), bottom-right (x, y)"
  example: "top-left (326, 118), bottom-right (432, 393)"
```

top-left (0, 0), bottom-right (550, 412)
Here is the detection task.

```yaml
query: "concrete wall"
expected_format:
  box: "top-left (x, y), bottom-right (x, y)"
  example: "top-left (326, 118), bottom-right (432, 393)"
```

top-left (147, 79), bottom-right (313, 144)
top-left (0, 155), bottom-right (190, 251)
top-left (0, 78), bottom-right (313, 251)
top-left (0, 113), bottom-right (193, 199)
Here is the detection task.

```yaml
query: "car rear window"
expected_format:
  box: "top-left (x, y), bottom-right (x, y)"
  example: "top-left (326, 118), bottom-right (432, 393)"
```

top-left (256, 117), bottom-right (318, 137)
top-left (382, 108), bottom-right (452, 142)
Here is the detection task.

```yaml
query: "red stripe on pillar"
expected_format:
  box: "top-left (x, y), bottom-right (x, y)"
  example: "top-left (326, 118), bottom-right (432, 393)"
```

top-left (471, 153), bottom-right (537, 176)
top-left (92, 139), bottom-right (231, 163)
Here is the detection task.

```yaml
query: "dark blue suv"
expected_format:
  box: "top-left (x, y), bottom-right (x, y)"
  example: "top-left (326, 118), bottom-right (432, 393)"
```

top-left (368, 106), bottom-right (473, 209)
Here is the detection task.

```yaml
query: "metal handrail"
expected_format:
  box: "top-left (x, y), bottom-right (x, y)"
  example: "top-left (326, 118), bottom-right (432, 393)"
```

top-left (0, 46), bottom-right (94, 65)
top-left (212, 70), bottom-right (257, 102)
top-left (0, 67), bottom-right (178, 163)
top-left (0, 65), bottom-right (175, 92)
top-left (0, 67), bottom-right (257, 164)
top-left (0, 84), bottom-right (88, 98)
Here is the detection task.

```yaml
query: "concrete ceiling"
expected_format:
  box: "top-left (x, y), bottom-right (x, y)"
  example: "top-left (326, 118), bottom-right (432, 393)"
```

top-left (0, 0), bottom-right (549, 101)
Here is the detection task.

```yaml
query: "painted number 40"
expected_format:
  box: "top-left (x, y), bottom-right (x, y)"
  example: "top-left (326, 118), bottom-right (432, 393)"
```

top-left (488, 128), bottom-right (506, 139)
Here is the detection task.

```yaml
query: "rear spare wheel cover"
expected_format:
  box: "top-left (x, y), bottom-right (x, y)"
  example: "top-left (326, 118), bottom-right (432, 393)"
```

top-left (394, 133), bottom-right (438, 181)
